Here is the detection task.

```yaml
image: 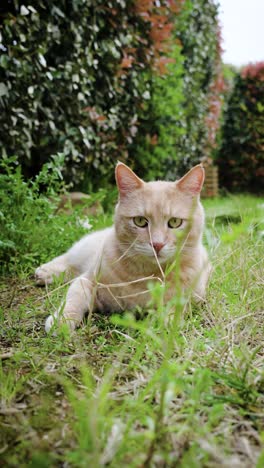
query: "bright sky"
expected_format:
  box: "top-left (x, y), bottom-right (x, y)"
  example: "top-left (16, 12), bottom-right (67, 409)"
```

top-left (218, 0), bottom-right (264, 66)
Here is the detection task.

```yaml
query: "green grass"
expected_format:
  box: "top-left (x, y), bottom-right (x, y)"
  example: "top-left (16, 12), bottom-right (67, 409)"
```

top-left (0, 194), bottom-right (263, 467)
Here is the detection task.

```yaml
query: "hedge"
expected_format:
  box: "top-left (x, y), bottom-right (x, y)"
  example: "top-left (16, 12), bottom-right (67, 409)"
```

top-left (132, 0), bottom-right (223, 180)
top-left (217, 62), bottom-right (264, 192)
top-left (1, 0), bottom-right (181, 187)
top-left (0, 1), bottom-right (222, 187)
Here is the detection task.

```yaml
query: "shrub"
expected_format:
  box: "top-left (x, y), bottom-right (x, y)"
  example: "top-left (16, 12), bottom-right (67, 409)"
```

top-left (217, 62), bottom-right (264, 192)
top-left (173, 0), bottom-right (222, 171)
top-left (0, 0), bottom-right (182, 188)
top-left (0, 155), bottom-right (110, 275)
top-left (132, 0), bottom-right (223, 180)
top-left (131, 42), bottom-right (185, 180)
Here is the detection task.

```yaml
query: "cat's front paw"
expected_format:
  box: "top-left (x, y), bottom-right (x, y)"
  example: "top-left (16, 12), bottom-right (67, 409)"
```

top-left (45, 312), bottom-right (77, 334)
top-left (45, 314), bottom-right (56, 333)
top-left (35, 265), bottom-right (54, 285)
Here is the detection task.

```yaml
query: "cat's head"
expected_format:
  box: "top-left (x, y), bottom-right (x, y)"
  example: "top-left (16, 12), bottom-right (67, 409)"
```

top-left (114, 163), bottom-right (205, 264)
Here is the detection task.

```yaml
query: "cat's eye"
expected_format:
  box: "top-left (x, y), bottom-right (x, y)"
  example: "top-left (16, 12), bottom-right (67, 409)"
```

top-left (133, 216), bottom-right (148, 228)
top-left (168, 217), bottom-right (182, 229)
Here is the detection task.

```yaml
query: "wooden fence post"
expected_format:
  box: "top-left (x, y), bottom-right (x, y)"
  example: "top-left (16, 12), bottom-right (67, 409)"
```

top-left (201, 157), bottom-right (219, 198)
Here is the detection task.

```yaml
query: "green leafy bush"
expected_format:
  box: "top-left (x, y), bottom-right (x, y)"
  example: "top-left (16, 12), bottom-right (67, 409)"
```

top-left (132, 0), bottom-right (223, 180)
top-left (0, 0), bottom-right (181, 188)
top-left (217, 62), bottom-right (264, 192)
top-left (0, 155), bottom-right (110, 275)
top-left (131, 43), bottom-right (185, 180)
top-left (175, 0), bottom-right (221, 169)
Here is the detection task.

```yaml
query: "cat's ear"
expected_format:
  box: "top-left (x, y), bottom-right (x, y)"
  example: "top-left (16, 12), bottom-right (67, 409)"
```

top-left (176, 164), bottom-right (205, 196)
top-left (115, 162), bottom-right (143, 195)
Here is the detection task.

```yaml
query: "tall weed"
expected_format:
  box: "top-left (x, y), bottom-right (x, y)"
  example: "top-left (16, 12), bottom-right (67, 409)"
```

top-left (0, 155), bottom-right (109, 275)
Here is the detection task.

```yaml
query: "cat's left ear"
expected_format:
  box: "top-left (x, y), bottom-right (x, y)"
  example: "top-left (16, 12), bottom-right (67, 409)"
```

top-left (176, 164), bottom-right (205, 196)
top-left (115, 162), bottom-right (144, 196)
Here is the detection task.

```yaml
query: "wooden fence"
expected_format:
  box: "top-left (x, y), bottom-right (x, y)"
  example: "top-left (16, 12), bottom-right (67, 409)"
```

top-left (202, 163), bottom-right (219, 198)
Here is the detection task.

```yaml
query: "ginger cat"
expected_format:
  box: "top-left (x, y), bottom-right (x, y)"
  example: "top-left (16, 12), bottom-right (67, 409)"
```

top-left (35, 163), bottom-right (211, 332)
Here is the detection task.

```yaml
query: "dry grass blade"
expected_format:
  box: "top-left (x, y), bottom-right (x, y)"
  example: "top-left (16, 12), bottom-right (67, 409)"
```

top-left (147, 223), bottom-right (165, 282)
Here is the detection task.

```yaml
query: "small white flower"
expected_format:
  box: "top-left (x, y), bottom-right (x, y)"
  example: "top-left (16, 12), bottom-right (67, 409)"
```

top-left (20, 5), bottom-right (29, 15)
top-left (77, 217), bottom-right (92, 230)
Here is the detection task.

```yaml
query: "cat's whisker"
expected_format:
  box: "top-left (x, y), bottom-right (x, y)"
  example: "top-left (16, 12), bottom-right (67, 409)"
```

top-left (112, 237), bottom-right (139, 264)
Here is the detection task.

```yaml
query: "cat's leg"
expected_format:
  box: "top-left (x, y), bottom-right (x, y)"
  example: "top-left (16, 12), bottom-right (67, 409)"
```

top-left (45, 274), bottom-right (94, 332)
top-left (35, 253), bottom-right (70, 285)
top-left (193, 260), bottom-right (212, 302)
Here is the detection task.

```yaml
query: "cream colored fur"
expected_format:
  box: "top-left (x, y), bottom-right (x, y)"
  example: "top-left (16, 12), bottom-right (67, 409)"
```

top-left (35, 163), bottom-right (211, 332)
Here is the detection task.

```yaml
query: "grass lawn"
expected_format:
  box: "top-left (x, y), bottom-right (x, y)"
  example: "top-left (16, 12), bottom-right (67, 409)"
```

top-left (0, 195), bottom-right (263, 467)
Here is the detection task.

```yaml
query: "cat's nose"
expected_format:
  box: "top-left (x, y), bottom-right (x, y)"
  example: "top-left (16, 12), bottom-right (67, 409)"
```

top-left (151, 242), bottom-right (165, 254)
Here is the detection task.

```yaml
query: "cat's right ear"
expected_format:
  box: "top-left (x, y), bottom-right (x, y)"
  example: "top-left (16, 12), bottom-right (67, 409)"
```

top-left (176, 164), bottom-right (205, 196)
top-left (115, 162), bottom-right (143, 196)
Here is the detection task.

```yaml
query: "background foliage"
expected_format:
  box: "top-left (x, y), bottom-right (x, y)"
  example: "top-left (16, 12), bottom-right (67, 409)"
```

top-left (0, 0), bottom-right (222, 188)
top-left (172, 0), bottom-right (223, 171)
top-left (0, 0), bottom-right (181, 187)
top-left (132, 0), bottom-right (223, 180)
top-left (0, 154), bottom-right (115, 274)
top-left (217, 62), bottom-right (264, 192)
top-left (0, 156), bottom-right (84, 273)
